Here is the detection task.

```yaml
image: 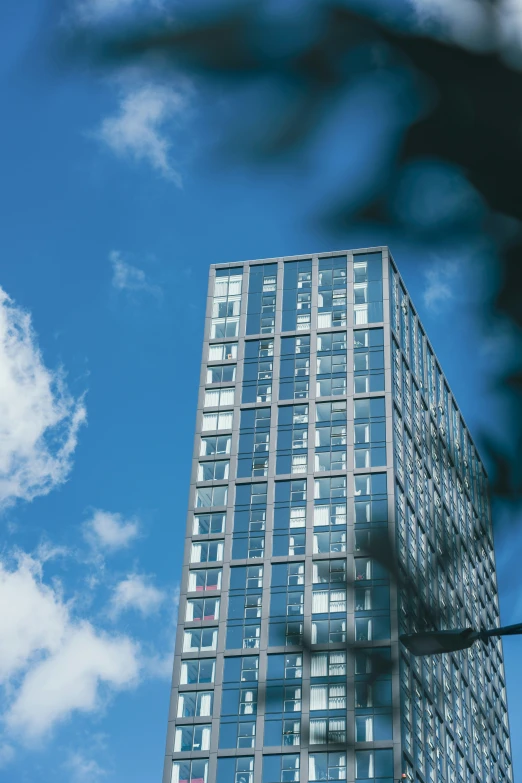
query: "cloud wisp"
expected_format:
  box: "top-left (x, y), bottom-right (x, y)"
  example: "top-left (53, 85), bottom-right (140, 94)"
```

top-left (0, 552), bottom-right (140, 741)
top-left (84, 509), bottom-right (140, 551)
top-left (422, 260), bottom-right (461, 312)
top-left (69, 0), bottom-right (163, 26)
top-left (0, 287), bottom-right (86, 509)
top-left (110, 573), bottom-right (165, 617)
top-left (94, 81), bottom-right (188, 184)
top-left (110, 250), bottom-right (162, 297)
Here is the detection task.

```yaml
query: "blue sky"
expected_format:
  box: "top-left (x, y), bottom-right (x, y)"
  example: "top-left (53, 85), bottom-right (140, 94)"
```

top-left (0, 1), bottom-right (521, 782)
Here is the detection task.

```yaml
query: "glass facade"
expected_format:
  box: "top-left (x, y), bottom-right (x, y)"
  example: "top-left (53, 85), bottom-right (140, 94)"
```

top-left (164, 249), bottom-right (512, 783)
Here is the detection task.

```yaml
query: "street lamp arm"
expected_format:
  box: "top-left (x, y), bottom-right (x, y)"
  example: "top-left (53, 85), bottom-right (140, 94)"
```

top-left (400, 621), bottom-right (522, 656)
top-left (479, 622), bottom-right (522, 640)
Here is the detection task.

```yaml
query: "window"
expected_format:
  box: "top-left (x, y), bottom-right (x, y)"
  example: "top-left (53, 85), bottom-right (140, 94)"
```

top-left (247, 263), bottom-right (277, 335)
top-left (196, 486), bottom-right (227, 508)
top-left (193, 513), bottom-right (226, 535)
top-left (223, 655), bottom-right (260, 683)
top-left (313, 530), bottom-right (346, 554)
top-left (180, 659), bottom-right (215, 685)
top-left (243, 340), bottom-right (274, 402)
top-left (202, 411), bottom-right (233, 431)
top-left (200, 435), bottom-right (231, 456)
top-left (310, 684), bottom-right (347, 710)
top-left (208, 342), bottom-right (237, 361)
top-left (316, 401), bottom-right (347, 423)
top-left (283, 719), bottom-right (301, 746)
top-left (355, 714), bottom-right (393, 742)
top-left (262, 755), bottom-right (300, 783)
top-left (282, 260), bottom-right (312, 331)
top-left (313, 504), bottom-right (346, 527)
top-left (313, 559), bottom-right (346, 584)
top-left (312, 589), bottom-right (347, 613)
top-left (315, 476), bottom-right (347, 501)
top-left (279, 336), bottom-right (310, 400)
top-left (354, 329), bottom-right (384, 393)
top-left (211, 271), bottom-right (242, 338)
top-left (316, 332), bottom-right (347, 397)
top-left (177, 691), bottom-right (214, 717)
top-left (238, 407), bottom-right (271, 477)
top-left (354, 397), bottom-right (386, 468)
top-left (174, 724), bottom-right (212, 752)
top-left (204, 387), bottom-right (235, 407)
top-left (268, 653), bottom-right (303, 679)
top-left (182, 628), bottom-right (218, 652)
top-left (318, 256), bottom-right (347, 328)
top-left (186, 597), bottom-right (220, 622)
top-left (309, 753), bottom-right (346, 781)
top-left (197, 461), bottom-right (230, 481)
top-left (190, 540), bottom-right (224, 562)
top-left (353, 252), bottom-right (383, 325)
top-left (217, 757), bottom-right (254, 783)
top-left (188, 568), bottom-right (222, 592)
top-left (310, 718), bottom-right (347, 744)
top-left (354, 616), bottom-right (390, 641)
top-left (172, 760), bottom-right (208, 783)
top-left (312, 618), bottom-right (347, 644)
top-left (355, 749), bottom-right (393, 780)
top-left (311, 651), bottom-right (347, 677)
top-left (207, 364), bottom-right (236, 383)
top-left (354, 473), bottom-right (387, 525)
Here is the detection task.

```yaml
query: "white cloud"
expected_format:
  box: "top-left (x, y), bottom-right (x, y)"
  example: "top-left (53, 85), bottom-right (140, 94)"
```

top-left (84, 509), bottom-right (140, 551)
top-left (110, 573), bottom-right (165, 617)
top-left (95, 80), bottom-right (187, 184)
top-left (0, 287), bottom-right (86, 509)
top-left (110, 250), bottom-right (162, 297)
top-left (0, 552), bottom-right (140, 740)
top-left (422, 261), bottom-right (460, 311)
top-left (410, 0), bottom-right (522, 60)
top-left (70, 0), bottom-right (162, 25)
top-left (65, 752), bottom-right (107, 782)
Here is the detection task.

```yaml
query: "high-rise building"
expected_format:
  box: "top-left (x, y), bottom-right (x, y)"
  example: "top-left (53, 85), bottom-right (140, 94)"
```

top-left (163, 248), bottom-right (513, 783)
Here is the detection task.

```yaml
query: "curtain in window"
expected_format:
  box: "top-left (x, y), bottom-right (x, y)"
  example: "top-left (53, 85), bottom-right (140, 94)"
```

top-left (290, 507), bottom-right (305, 527)
top-left (218, 411), bottom-right (233, 430)
top-left (330, 653), bottom-right (346, 676)
top-left (314, 505), bottom-right (330, 526)
top-left (312, 590), bottom-right (329, 614)
top-left (333, 504), bottom-right (346, 524)
top-left (330, 591), bottom-right (347, 612)
top-left (228, 277), bottom-right (242, 295)
top-left (328, 719), bottom-right (346, 742)
top-left (183, 631), bottom-right (199, 652)
top-left (310, 686), bottom-right (328, 710)
top-left (311, 653), bottom-right (328, 677)
top-left (356, 752), bottom-right (374, 779)
top-left (317, 313), bottom-right (332, 328)
top-left (202, 413), bottom-right (218, 431)
top-left (185, 602), bottom-right (196, 621)
top-left (191, 543), bottom-right (203, 563)
top-left (356, 619), bottom-right (372, 641)
top-left (220, 388), bottom-right (235, 406)
top-left (354, 304), bottom-right (368, 325)
top-left (208, 345), bottom-right (223, 360)
top-left (309, 719), bottom-right (327, 744)
top-left (242, 690), bottom-right (256, 714)
top-left (292, 455), bottom-right (307, 473)
top-left (214, 279), bottom-right (228, 296)
top-left (204, 390), bottom-right (220, 407)
top-left (329, 685), bottom-right (346, 710)
top-left (201, 726), bottom-right (211, 751)
top-left (198, 692), bottom-right (212, 716)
